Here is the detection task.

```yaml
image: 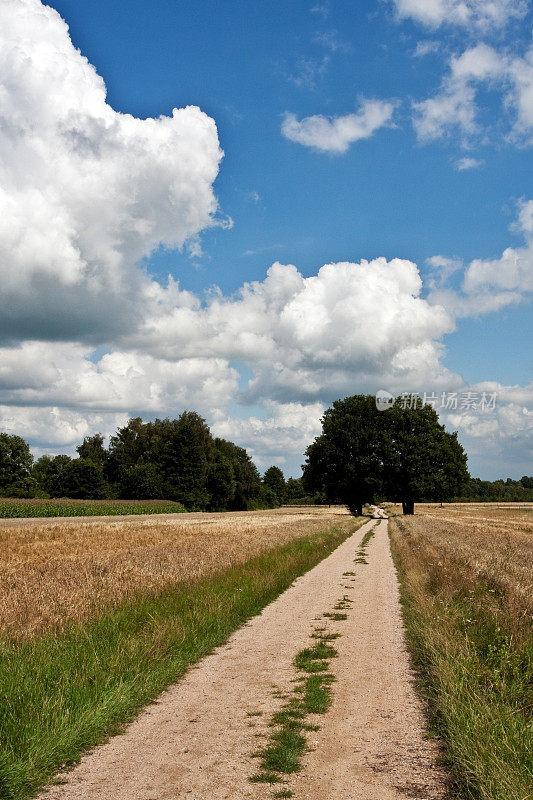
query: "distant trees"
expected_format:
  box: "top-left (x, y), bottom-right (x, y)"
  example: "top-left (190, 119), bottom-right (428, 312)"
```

top-left (32, 454), bottom-right (72, 496)
top-left (286, 477), bottom-right (305, 501)
top-left (103, 414), bottom-right (264, 510)
top-left (461, 476), bottom-right (533, 502)
top-left (3, 401), bottom-right (530, 510)
top-left (0, 413), bottom-right (267, 510)
top-left (214, 439), bottom-right (261, 510)
top-left (303, 394), bottom-right (470, 515)
top-left (263, 466), bottom-right (287, 506)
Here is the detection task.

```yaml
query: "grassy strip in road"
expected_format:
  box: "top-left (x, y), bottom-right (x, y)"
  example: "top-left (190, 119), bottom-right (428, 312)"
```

top-left (0, 522), bottom-right (360, 800)
top-left (389, 517), bottom-right (533, 800)
top-left (250, 637), bottom-right (338, 787)
top-left (0, 498), bottom-right (187, 518)
top-left (354, 522), bottom-right (377, 564)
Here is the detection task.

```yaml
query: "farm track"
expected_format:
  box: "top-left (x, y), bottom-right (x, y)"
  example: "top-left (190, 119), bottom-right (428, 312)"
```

top-left (37, 518), bottom-right (445, 800)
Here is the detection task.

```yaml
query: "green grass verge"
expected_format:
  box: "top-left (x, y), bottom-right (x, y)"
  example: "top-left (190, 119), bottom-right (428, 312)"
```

top-left (0, 498), bottom-right (187, 518)
top-left (389, 522), bottom-right (533, 800)
top-left (0, 524), bottom-right (356, 800)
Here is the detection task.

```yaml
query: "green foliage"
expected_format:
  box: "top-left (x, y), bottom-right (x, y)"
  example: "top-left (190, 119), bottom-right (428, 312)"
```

top-left (52, 415), bottom-right (263, 509)
top-left (49, 458), bottom-right (106, 499)
top-left (158, 412), bottom-right (212, 507)
top-left (0, 433), bottom-right (33, 496)
top-left (213, 438), bottom-right (262, 509)
top-left (206, 449), bottom-right (236, 510)
top-left (460, 476), bottom-right (533, 502)
top-left (302, 395), bottom-right (386, 515)
top-left (303, 394), bottom-right (470, 514)
top-left (76, 433), bottom-right (108, 468)
top-left (32, 454), bottom-right (71, 497)
top-left (263, 465), bottom-right (287, 505)
top-left (286, 477), bottom-right (305, 500)
top-left (119, 463), bottom-right (164, 500)
top-left (0, 499), bottom-right (186, 518)
top-left (382, 400), bottom-right (469, 510)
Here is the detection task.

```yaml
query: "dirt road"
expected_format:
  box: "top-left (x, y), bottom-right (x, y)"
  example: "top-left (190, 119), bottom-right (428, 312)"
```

top-left (38, 518), bottom-right (445, 800)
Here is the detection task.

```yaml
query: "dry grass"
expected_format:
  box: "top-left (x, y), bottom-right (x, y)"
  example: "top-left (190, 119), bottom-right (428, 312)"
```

top-left (0, 506), bottom-right (352, 638)
top-left (390, 504), bottom-right (533, 800)
top-left (397, 504), bottom-right (533, 621)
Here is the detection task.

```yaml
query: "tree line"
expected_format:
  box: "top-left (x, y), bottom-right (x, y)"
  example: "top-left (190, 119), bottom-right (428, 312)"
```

top-left (459, 476), bottom-right (533, 503)
top-left (0, 415), bottom-right (294, 510)
top-left (1, 397), bottom-right (531, 512)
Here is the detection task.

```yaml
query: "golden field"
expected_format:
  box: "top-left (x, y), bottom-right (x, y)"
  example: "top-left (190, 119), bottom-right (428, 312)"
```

top-left (0, 506), bottom-right (352, 638)
top-left (389, 503), bottom-right (533, 800)
top-left (402, 503), bottom-right (533, 618)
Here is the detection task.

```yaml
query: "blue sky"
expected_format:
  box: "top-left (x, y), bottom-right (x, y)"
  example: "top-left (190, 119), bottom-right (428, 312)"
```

top-left (53, 0), bottom-right (531, 382)
top-left (0, 0), bottom-right (532, 478)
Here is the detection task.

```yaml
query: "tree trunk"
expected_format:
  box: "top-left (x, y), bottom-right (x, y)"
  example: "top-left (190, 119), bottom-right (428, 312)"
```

top-left (402, 500), bottom-right (415, 515)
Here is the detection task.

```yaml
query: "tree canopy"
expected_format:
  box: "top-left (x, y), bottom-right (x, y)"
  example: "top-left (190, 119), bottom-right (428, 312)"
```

top-left (0, 433), bottom-right (34, 496)
top-left (263, 465), bottom-right (287, 505)
top-left (0, 413), bottom-right (270, 511)
top-left (303, 394), bottom-right (470, 514)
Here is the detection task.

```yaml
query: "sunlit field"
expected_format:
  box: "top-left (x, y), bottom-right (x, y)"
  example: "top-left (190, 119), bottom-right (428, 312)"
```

top-left (0, 506), bottom-right (361, 799)
top-left (389, 503), bottom-right (533, 800)
top-left (0, 506), bottom-right (352, 639)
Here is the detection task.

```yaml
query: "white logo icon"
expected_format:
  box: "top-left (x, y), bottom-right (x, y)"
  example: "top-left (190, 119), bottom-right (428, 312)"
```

top-left (375, 390), bottom-right (395, 411)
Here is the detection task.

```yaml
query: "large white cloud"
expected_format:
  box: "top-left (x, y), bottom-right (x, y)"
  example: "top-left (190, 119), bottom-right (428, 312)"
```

top-left (127, 257), bottom-right (457, 402)
top-left (388, 0), bottom-right (527, 30)
top-left (413, 43), bottom-right (533, 145)
top-left (0, 0), bottom-right (223, 343)
top-left (0, 0), bottom-right (530, 479)
top-left (0, 342), bottom-right (238, 417)
top-left (441, 382), bottom-right (533, 476)
top-left (281, 99), bottom-right (396, 154)
top-left (428, 199), bottom-right (533, 316)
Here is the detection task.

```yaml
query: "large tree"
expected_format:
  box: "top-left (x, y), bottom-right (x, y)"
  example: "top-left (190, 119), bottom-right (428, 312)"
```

top-left (303, 394), bottom-right (469, 515)
top-left (211, 438), bottom-right (261, 510)
top-left (263, 466), bottom-right (287, 505)
top-left (303, 395), bottom-right (383, 516)
top-left (206, 450), bottom-right (236, 510)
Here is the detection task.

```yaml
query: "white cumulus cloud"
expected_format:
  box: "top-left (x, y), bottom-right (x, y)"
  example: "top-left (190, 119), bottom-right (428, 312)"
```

top-left (281, 98), bottom-right (396, 153)
top-left (428, 198), bottom-right (533, 315)
top-left (388, 0), bottom-right (527, 30)
top-left (413, 43), bottom-right (533, 146)
top-left (0, 0), bottom-right (223, 344)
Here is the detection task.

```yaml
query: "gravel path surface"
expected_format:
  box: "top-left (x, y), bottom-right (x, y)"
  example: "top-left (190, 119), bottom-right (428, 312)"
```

top-left (37, 518), bottom-right (445, 800)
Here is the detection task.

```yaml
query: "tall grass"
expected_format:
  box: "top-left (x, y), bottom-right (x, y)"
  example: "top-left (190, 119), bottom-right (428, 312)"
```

top-left (0, 522), bottom-right (358, 800)
top-left (389, 514), bottom-right (532, 800)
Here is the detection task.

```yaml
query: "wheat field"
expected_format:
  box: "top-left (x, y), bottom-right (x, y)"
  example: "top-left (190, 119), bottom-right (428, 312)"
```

top-left (395, 503), bottom-right (533, 619)
top-left (0, 506), bottom-right (352, 638)
top-left (389, 503), bottom-right (533, 800)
